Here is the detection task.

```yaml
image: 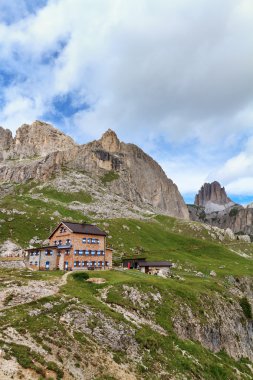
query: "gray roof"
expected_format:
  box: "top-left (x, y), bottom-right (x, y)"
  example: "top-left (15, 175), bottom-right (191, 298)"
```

top-left (122, 257), bottom-right (147, 261)
top-left (139, 261), bottom-right (172, 267)
top-left (62, 221), bottom-right (106, 236)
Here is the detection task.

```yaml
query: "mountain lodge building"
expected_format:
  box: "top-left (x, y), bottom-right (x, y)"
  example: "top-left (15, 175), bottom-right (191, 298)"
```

top-left (26, 221), bottom-right (112, 271)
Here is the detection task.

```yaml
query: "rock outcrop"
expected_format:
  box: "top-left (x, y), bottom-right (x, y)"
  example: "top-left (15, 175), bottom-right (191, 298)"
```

top-left (173, 290), bottom-right (253, 361)
top-left (195, 181), bottom-right (234, 213)
top-left (0, 240), bottom-right (23, 257)
top-left (0, 127), bottom-right (12, 160)
top-left (189, 181), bottom-right (253, 236)
top-left (4, 120), bottom-right (76, 160)
top-left (0, 121), bottom-right (189, 220)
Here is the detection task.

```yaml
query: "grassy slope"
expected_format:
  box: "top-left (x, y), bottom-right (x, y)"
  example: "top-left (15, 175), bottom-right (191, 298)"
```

top-left (0, 183), bottom-right (253, 378)
top-left (0, 268), bottom-right (252, 380)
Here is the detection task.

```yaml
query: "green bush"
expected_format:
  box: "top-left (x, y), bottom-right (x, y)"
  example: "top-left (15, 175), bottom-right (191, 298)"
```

top-left (101, 171), bottom-right (119, 184)
top-left (72, 272), bottom-right (89, 281)
top-left (239, 297), bottom-right (252, 319)
top-left (229, 208), bottom-right (239, 217)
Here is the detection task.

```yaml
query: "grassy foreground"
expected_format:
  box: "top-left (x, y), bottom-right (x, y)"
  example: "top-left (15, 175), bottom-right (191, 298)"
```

top-left (0, 183), bottom-right (253, 378)
top-left (0, 268), bottom-right (252, 379)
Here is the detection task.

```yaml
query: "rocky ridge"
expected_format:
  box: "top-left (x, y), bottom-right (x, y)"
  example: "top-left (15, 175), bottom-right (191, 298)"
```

top-left (189, 181), bottom-right (253, 237)
top-left (0, 121), bottom-right (189, 219)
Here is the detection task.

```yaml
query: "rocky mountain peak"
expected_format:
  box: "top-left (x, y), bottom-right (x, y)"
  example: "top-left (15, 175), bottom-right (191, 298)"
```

top-left (11, 120), bottom-right (76, 158)
top-left (99, 129), bottom-right (121, 152)
top-left (195, 181), bottom-right (232, 209)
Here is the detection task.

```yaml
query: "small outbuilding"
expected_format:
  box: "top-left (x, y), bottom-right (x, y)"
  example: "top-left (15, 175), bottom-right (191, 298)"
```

top-left (139, 261), bottom-right (172, 277)
top-left (122, 257), bottom-right (147, 269)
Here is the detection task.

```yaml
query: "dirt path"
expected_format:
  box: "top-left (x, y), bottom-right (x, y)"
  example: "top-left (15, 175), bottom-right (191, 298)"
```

top-left (58, 270), bottom-right (73, 286)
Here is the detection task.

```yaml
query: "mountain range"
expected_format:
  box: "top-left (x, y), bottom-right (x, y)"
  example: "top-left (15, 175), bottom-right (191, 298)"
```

top-left (0, 120), bottom-right (188, 220)
top-left (1, 120), bottom-right (253, 237)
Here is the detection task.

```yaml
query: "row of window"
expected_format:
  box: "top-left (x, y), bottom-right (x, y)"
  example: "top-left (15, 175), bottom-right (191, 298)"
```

top-left (54, 239), bottom-right (71, 246)
top-left (82, 238), bottom-right (100, 244)
top-left (30, 260), bottom-right (109, 267)
top-left (30, 251), bottom-right (53, 256)
top-left (30, 249), bottom-right (105, 257)
top-left (73, 261), bottom-right (109, 267)
top-left (74, 250), bottom-right (105, 256)
top-left (53, 238), bottom-right (100, 245)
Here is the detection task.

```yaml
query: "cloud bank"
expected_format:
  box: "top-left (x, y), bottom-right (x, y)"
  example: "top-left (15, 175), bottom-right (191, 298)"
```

top-left (0, 0), bottom-right (253, 202)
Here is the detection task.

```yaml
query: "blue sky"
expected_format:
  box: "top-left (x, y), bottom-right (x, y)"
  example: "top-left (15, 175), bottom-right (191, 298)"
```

top-left (0, 0), bottom-right (253, 204)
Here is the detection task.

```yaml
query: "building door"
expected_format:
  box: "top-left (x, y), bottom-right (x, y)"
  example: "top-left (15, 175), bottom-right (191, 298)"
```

top-left (45, 261), bottom-right (50, 270)
top-left (64, 261), bottom-right (68, 271)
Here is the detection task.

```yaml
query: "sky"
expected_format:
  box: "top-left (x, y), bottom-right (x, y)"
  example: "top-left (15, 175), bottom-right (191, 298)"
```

top-left (0, 0), bottom-right (253, 204)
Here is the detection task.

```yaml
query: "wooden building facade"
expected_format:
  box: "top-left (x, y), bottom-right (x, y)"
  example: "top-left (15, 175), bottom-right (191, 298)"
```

top-left (26, 221), bottom-right (112, 271)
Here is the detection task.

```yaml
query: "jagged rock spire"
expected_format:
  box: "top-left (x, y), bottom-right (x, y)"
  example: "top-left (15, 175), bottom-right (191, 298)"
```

top-left (195, 181), bottom-right (232, 206)
top-left (99, 129), bottom-right (121, 152)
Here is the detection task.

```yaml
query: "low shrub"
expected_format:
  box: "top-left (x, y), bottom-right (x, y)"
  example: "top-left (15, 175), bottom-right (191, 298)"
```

top-left (72, 272), bottom-right (89, 281)
top-left (239, 297), bottom-right (252, 319)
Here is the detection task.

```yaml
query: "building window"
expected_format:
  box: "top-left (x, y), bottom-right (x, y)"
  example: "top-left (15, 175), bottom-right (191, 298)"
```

top-left (87, 238), bottom-right (91, 243)
top-left (101, 251), bottom-right (104, 256)
top-left (91, 250), bottom-right (95, 255)
top-left (85, 250), bottom-right (89, 255)
top-left (97, 261), bottom-right (100, 266)
top-left (54, 240), bottom-right (57, 245)
top-left (97, 251), bottom-right (101, 256)
top-left (105, 261), bottom-right (109, 266)
top-left (82, 238), bottom-right (86, 243)
top-left (74, 250), bottom-right (78, 255)
top-left (58, 240), bottom-right (62, 246)
top-left (102, 262), bottom-right (105, 266)
top-left (79, 250), bottom-right (83, 255)
top-left (74, 261), bottom-right (77, 267)
top-left (66, 239), bottom-right (71, 245)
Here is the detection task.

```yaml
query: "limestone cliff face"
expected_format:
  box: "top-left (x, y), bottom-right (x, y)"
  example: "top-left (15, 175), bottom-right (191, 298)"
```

top-left (0, 122), bottom-right (189, 219)
top-left (69, 129), bottom-right (189, 219)
top-left (195, 181), bottom-right (232, 208)
top-left (173, 277), bottom-right (253, 361)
